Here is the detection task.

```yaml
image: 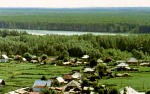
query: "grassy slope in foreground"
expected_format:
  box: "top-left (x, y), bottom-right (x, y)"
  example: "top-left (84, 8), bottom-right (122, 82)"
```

top-left (0, 62), bottom-right (82, 93)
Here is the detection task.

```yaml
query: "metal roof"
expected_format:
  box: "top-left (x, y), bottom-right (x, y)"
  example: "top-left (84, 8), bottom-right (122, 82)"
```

top-left (33, 80), bottom-right (52, 88)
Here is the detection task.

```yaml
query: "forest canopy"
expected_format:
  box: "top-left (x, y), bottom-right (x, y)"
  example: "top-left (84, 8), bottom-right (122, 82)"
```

top-left (0, 29), bottom-right (150, 60)
top-left (0, 8), bottom-right (150, 33)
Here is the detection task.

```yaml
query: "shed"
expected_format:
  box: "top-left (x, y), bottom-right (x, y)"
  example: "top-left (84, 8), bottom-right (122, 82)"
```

top-left (33, 80), bottom-right (52, 92)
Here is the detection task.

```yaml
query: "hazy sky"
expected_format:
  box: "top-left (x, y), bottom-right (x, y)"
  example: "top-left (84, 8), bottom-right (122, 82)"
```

top-left (0, 0), bottom-right (150, 8)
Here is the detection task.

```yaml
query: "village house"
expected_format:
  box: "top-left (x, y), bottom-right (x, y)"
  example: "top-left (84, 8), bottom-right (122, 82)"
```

top-left (81, 55), bottom-right (89, 61)
top-left (72, 72), bottom-right (82, 79)
top-left (63, 75), bottom-right (74, 82)
top-left (0, 54), bottom-right (9, 62)
top-left (56, 76), bottom-right (65, 83)
top-left (6, 87), bottom-right (30, 94)
top-left (120, 86), bottom-right (145, 94)
top-left (127, 57), bottom-right (138, 65)
top-left (83, 68), bottom-right (95, 73)
top-left (97, 59), bottom-right (103, 63)
top-left (63, 80), bottom-right (82, 94)
top-left (32, 80), bottom-right (52, 92)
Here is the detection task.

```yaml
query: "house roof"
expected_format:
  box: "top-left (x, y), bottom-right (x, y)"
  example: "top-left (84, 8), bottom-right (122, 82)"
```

top-left (56, 77), bottom-right (64, 83)
top-left (63, 75), bottom-right (73, 80)
top-left (33, 80), bottom-right (52, 88)
top-left (72, 73), bottom-right (82, 79)
top-left (120, 86), bottom-right (145, 94)
top-left (2, 54), bottom-right (9, 59)
top-left (83, 87), bottom-right (94, 91)
top-left (83, 68), bottom-right (95, 72)
top-left (117, 62), bottom-right (129, 67)
top-left (128, 58), bottom-right (138, 62)
top-left (97, 59), bottom-right (103, 63)
top-left (63, 80), bottom-right (81, 90)
top-left (82, 55), bottom-right (89, 59)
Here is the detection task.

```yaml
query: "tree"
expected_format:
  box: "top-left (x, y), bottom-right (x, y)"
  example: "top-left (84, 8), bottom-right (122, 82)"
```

top-left (23, 52), bottom-right (32, 61)
top-left (96, 63), bottom-right (107, 78)
top-left (109, 88), bottom-right (119, 94)
top-left (41, 76), bottom-right (47, 80)
top-left (41, 54), bottom-right (48, 61)
top-left (89, 58), bottom-right (97, 67)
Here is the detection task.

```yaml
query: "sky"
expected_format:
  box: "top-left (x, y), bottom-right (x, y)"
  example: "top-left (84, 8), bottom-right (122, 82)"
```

top-left (0, 0), bottom-right (150, 8)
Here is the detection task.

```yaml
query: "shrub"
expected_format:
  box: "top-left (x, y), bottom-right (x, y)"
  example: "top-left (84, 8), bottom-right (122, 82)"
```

top-left (40, 88), bottom-right (57, 94)
top-left (23, 53), bottom-right (32, 61)
top-left (41, 54), bottom-right (48, 61)
top-left (109, 88), bottom-right (119, 94)
top-left (41, 76), bottom-right (47, 80)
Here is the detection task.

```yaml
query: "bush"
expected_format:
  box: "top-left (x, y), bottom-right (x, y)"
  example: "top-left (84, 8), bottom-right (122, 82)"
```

top-left (41, 76), bottom-right (47, 80)
top-left (109, 88), bottom-right (119, 94)
top-left (23, 53), bottom-right (32, 61)
top-left (40, 88), bottom-right (57, 94)
top-left (41, 54), bottom-right (48, 61)
top-left (96, 63), bottom-right (107, 78)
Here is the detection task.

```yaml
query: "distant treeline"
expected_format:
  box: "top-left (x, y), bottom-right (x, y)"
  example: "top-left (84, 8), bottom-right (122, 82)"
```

top-left (0, 30), bottom-right (150, 60)
top-left (0, 8), bottom-right (150, 33)
top-left (0, 22), bottom-right (149, 33)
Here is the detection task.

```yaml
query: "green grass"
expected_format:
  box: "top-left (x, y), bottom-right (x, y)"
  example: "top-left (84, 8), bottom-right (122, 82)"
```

top-left (100, 66), bottom-right (150, 92)
top-left (0, 62), bottom-right (82, 93)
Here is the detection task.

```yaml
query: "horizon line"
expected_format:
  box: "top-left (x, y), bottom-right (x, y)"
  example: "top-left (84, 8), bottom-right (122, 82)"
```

top-left (0, 6), bottom-right (150, 9)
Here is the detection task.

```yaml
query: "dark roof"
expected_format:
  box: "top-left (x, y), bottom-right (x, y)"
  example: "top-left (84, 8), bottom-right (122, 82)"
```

top-left (63, 75), bottom-right (73, 80)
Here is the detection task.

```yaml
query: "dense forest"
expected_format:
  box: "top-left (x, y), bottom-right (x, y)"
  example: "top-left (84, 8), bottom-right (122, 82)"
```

top-left (0, 8), bottom-right (150, 33)
top-left (1, 30), bottom-right (150, 60)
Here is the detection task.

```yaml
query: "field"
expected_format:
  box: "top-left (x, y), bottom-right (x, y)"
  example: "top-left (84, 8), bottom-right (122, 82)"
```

top-left (0, 62), bottom-right (82, 93)
top-left (100, 66), bottom-right (150, 92)
top-left (0, 61), bottom-right (150, 93)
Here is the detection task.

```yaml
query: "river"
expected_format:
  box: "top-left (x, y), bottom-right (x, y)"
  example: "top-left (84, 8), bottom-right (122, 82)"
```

top-left (1, 28), bottom-right (129, 36)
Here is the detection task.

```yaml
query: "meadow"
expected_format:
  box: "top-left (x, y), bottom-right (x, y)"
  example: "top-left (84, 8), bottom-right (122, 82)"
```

top-left (100, 66), bottom-right (150, 92)
top-left (0, 62), bottom-right (82, 93)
